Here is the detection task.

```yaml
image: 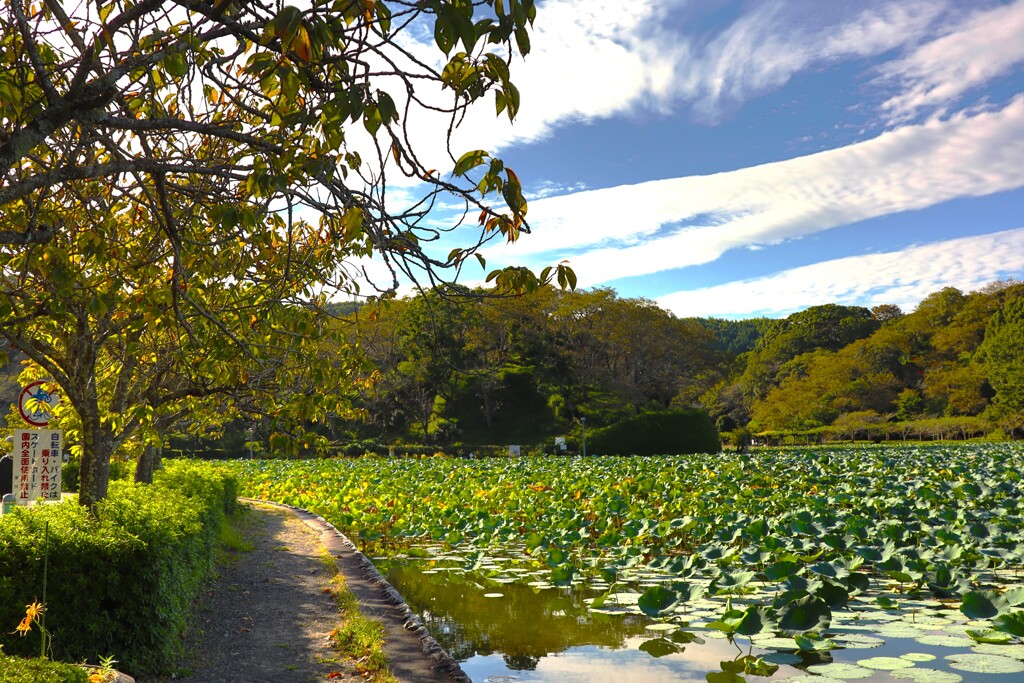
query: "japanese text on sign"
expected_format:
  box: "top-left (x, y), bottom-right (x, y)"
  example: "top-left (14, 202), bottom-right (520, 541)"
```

top-left (14, 429), bottom-right (63, 505)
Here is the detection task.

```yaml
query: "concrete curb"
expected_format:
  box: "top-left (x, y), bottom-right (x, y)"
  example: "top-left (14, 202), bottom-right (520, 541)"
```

top-left (240, 498), bottom-right (472, 683)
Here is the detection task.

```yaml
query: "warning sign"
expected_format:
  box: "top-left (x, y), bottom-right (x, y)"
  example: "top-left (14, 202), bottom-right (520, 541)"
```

top-left (18, 381), bottom-right (61, 427)
top-left (14, 429), bottom-right (63, 505)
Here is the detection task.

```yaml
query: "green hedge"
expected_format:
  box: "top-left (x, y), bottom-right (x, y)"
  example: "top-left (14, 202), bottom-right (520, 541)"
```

top-left (0, 653), bottom-right (89, 683)
top-left (588, 409), bottom-right (721, 456)
top-left (0, 461), bottom-right (237, 675)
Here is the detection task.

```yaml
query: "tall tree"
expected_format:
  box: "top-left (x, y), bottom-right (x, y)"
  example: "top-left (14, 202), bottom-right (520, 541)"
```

top-left (977, 289), bottom-right (1024, 416)
top-left (1, 0), bottom-right (569, 508)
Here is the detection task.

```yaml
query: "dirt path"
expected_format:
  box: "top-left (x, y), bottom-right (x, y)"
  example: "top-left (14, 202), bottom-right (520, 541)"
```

top-left (138, 501), bottom-right (468, 683)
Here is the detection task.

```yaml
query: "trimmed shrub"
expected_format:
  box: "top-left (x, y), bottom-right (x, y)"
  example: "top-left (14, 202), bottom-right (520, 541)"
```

top-left (0, 654), bottom-right (89, 683)
top-left (0, 462), bottom-right (237, 675)
top-left (588, 409), bottom-right (721, 456)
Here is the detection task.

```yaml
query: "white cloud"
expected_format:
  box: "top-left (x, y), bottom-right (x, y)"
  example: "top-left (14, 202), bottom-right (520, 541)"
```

top-left (877, 0), bottom-right (1024, 123)
top-left (655, 227), bottom-right (1024, 318)
top-left (677, 0), bottom-right (949, 120)
top-left (386, 0), bottom-right (957, 174)
top-left (489, 93), bottom-right (1024, 284)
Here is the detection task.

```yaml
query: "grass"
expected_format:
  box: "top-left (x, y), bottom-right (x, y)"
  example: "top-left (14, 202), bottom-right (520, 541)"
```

top-left (318, 549), bottom-right (398, 683)
top-left (219, 515), bottom-right (255, 554)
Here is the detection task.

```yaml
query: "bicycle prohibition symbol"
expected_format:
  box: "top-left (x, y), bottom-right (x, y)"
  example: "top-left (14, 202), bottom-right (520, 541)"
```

top-left (18, 380), bottom-right (61, 427)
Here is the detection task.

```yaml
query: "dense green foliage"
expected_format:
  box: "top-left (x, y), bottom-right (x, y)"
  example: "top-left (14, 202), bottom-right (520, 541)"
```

top-left (322, 281), bottom-right (1024, 448)
top-left (688, 317), bottom-right (774, 356)
top-left (588, 410), bottom-right (720, 456)
top-left (0, 654), bottom-right (88, 683)
top-left (224, 444), bottom-right (1024, 659)
top-left (227, 445), bottom-right (1023, 570)
top-left (0, 462), bottom-right (237, 674)
top-left (337, 287), bottom-right (721, 446)
top-left (0, 0), bottom-right (568, 506)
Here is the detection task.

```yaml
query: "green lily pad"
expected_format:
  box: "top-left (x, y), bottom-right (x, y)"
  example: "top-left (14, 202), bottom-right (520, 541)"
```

top-left (916, 634), bottom-right (976, 647)
top-left (779, 595), bottom-right (832, 633)
top-left (967, 628), bottom-right (1014, 644)
top-left (900, 653), bottom-right (936, 662)
top-left (832, 633), bottom-right (885, 649)
top-left (638, 585), bottom-right (678, 617)
top-left (961, 590), bottom-right (1010, 620)
top-left (644, 622), bottom-right (678, 632)
top-left (761, 652), bottom-right (802, 666)
top-left (946, 652), bottom-right (1024, 673)
top-left (806, 662), bottom-right (874, 679)
top-left (856, 656), bottom-right (913, 670)
top-left (751, 636), bottom-right (799, 650)
top-left (876, 624), bottom-right (927, 638)
top-left (890, 669), bottom-right (963, 682)
top-left (638, 637), bottom-right (680, 658)
top-left (971, 643), bottom-right (1024, 659)
top-left (994, 611), bottom-right (1024, 637)
top-left (702, 629), bottom-right (730, 639)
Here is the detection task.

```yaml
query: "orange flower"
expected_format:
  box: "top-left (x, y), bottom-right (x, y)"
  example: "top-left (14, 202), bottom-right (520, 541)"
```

top-left (15, 601), bottom-right (44, 636)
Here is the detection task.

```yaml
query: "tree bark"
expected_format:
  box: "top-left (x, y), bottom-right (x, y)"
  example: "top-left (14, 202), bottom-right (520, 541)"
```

top-left (135, 443), bottom-right (161, 484)
top-left (78, 412), bottom-right (113, 511)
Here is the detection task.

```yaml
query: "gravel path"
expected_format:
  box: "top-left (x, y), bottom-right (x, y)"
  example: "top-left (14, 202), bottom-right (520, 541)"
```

top-left (140, 503), bottom-right (354, 683)
top-left (137, 501), bottom-right (466, 683)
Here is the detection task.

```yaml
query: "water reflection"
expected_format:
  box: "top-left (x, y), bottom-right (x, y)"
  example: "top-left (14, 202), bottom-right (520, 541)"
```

top-left (381, 559), bottom-right (1024, 683)
top-left (383, 563), bottom-right (651, 667)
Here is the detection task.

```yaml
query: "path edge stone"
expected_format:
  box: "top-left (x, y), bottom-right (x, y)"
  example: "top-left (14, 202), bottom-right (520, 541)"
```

top-left (241, 498), bottom-right (472, 683)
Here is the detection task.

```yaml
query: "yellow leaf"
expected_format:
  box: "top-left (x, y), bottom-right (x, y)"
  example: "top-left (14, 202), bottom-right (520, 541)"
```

top-left (290, 25), bottom-right (313, 62)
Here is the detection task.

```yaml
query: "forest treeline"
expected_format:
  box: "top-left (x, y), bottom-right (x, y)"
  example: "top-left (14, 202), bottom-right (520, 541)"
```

top-left (330, 280), bottom-right (1024, 448)
top-left (5, 281), bottom-right (1022, 457)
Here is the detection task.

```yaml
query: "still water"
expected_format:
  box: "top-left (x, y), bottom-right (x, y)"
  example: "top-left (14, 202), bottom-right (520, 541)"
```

top-left (380, 558), bottom-right (1024, 683)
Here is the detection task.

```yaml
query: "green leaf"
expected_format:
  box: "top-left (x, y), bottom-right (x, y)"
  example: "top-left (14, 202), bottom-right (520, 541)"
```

top-left (163, 52), bottom-right (188, 78)
top-left (994, 611), bottom-right (1024, 638)
top-left (967, 628), bottom-right (1015, 644)
top-left (363, 105), bottom-right (383, 135)
top-left (638, 638), bottom-right (680, 658)
top-left (736, 605), bottom-right (776, 637)
top-left (778, 596), bottom-right (832, 633)
top-left (514, 26), bottom-right (530, 55)
top-left (794, 633), bottom-right (837, 651)
top-left (453, 149), bottom-right (488, 176)
top-left (550, 565), bottom-right (574, 586)
top-left (377, 91), bottom-right (398, 122)
top-left (638, 585), bottom-right (678, 618)
top-left (434, 11), bottom-right (455, 54)
top-left (764, 560), bottom-right (799, 581)
top-left (962, 590), bottom-right (1010, 620)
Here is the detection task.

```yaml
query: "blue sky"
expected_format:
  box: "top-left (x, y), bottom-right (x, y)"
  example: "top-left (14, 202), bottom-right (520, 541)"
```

top-left (374, 0), bottom-right (1024, 320)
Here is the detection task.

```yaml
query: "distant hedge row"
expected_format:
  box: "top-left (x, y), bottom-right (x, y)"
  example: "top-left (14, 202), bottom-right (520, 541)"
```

top-left (588, 409), bottom-right (721, 456)
top-left (0, 461), bottom-right (238, 675)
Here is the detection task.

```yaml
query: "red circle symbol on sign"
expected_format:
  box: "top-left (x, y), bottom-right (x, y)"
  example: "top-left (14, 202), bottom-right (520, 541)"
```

top-left (18, 381), bottom-right (60, 427)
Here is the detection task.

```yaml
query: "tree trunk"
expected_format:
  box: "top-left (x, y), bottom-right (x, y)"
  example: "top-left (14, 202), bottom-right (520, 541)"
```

top-left (78, 412), bottom-right (113, 511)
top-left (135, 443), bottom-right (162, 484)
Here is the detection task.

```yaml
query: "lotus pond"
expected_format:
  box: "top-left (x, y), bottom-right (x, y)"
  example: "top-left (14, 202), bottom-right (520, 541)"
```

top-left (224, 444), bottom-right (1024, 682)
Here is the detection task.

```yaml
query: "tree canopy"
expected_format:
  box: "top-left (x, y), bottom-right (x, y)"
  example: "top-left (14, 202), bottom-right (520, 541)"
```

top-left (1, 0), bottom-right (571, 507)
top-left (331, 282), bottom-right (1024, 448)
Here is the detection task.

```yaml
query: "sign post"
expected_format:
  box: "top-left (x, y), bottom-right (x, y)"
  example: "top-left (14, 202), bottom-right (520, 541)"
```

top-left (12, 381), bottom-right (63, 507)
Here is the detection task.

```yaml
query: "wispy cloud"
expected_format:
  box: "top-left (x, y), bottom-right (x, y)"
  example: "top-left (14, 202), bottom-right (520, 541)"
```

top-left (525, 180), bottom-right (588, 201)
top-left (367, 1), bottom-right (1015, 190)
top-left (391, 0), bottom-right (956, 170)
top-left (676, 0), bottom-right (949, 121)
top-left (877, 0), bottom-right (1024, 123)
top-left (491, 94), bottom-right (1024, 284)
top-left (655, 227), bottom-right (1024, 318)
